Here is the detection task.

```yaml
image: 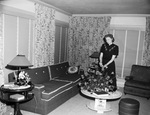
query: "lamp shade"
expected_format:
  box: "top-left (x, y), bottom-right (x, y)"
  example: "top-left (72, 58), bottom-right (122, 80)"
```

top-left (6, 55), bottom-right (32, 69)
top-left (89, 52), bottom-right (99, 58)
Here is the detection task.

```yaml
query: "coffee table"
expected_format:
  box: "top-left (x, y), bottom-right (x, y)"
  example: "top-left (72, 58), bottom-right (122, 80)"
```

top-left (81, 90), bottom-right (122, 113)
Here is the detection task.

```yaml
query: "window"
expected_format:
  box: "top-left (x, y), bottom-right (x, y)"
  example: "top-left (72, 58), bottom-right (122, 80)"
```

top-left (55, 20), bottom-right (69, 64)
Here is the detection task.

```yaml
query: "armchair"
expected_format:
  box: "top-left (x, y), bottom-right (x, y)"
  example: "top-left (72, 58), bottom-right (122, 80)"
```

top-left (124, 64), bottom-right (150, 99)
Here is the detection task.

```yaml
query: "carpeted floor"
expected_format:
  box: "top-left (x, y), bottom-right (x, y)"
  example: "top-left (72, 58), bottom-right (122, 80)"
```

top-left (14, 87), bottom-right (150, 115)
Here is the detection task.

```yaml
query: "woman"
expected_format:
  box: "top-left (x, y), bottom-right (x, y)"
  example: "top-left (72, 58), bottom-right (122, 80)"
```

top-left (99, 34), bottom-right (119, 91)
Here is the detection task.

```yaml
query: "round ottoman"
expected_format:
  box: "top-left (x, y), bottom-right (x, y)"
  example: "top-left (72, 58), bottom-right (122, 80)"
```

top-left (119, 98), bottom-right (140, 115)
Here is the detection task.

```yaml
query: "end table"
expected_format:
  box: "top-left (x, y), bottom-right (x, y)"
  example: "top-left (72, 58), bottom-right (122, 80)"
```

top-left (0, 83), bottom-right (34, 115)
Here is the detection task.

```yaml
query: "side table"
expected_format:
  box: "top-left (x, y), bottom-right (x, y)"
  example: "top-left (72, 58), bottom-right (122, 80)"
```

top-left (0, 83), bottom-right (34, 115)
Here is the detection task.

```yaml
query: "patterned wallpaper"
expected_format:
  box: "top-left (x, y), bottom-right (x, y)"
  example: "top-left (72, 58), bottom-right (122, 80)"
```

top-left (34, 3), bottom-right (55, 67)
top-left (0, 13), bottom-right (4, 84)
top-left (0, 13), bottom-right (7, 115)
top-left (68, 16), bottom-right (111, 71)
top-left (143, 17), bottom-right (150, 66)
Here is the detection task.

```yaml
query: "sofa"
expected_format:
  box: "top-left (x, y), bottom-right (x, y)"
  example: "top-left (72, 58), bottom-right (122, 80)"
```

top-left (8, 61), bottom-right (83, 115)
top-left (124, 64), bottom-right (150, 99)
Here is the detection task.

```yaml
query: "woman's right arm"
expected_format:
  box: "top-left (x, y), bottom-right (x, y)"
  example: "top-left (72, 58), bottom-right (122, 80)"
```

top-left (99, 52), bottom-right (103, 67)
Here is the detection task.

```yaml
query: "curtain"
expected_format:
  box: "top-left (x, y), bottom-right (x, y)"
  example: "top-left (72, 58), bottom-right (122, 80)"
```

top-left (143, 16), bottom-right (150, 66)
top-left (68, 16), bottom-right (111, 71)
top-left (34, 3), bottom-right (55, 67)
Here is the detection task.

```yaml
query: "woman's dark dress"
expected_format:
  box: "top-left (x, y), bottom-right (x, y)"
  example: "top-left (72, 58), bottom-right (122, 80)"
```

top-left (100, 43), bottom-right (119, 91)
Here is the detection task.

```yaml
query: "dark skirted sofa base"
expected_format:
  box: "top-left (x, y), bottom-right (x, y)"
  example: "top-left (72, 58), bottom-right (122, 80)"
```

top-left (8, 62), bottom-right (82, 115)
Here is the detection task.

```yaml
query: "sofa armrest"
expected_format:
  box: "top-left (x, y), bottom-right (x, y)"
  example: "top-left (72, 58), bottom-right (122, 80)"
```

top-left (34, 84), bottom-right (45, 89)
top-left (8, 72), bottom-right (17, 82)
top-left (32, 84), bottom-right (45, 101)
top-left (78, 68), bottom-right (84, 75)
top-left (125, 76), bottom-right (133, 81)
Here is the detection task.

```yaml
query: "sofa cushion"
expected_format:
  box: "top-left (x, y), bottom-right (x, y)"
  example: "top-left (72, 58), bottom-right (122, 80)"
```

top-left (125, 80), bottom-right (150, 90)
top-left (54, 74), bottom-right (81, 84)
top-left (24, 66), bottom-right (50, 84)
top-left (49, 62), bottom-right (69, 79)
top-left (41, 80), bottom-right (72, 100)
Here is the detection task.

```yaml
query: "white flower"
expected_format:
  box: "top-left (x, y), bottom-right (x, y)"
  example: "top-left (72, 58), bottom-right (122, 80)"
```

top-left (17, 71), bottom-right (30, 85)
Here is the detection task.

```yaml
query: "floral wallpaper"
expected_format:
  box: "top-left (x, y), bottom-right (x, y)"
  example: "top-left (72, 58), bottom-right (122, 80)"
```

top-left (143, 16), bottom-right (150, 66)
top-left (34, 3), bottom-right (55, 67)
top-left (0, 13), bottom-right (7, 115)
top-left (68, 16), bottom-right (111, 71)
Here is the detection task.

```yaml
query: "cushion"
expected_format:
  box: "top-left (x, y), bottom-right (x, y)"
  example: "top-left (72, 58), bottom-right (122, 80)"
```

top-left (68, 66), bottom-right (78, 74)
top-left (41, 80), bottom-right (72, 100)
top-left (23, 66), bottom-right (50, 84)
top-left (125, 80), bottom-right (150, 90)
top-left (55, 74), bottom-right (81, 84)
top-left (49, 62), bottom-right (69, 78)
top-left (67, 65), bottom-right (81, 75)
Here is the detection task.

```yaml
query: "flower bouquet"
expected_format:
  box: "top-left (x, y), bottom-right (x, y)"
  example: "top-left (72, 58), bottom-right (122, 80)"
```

top-left (14, 71), bottom-right (31, 86)
top-left (79, 68), bottom-right (115, 94)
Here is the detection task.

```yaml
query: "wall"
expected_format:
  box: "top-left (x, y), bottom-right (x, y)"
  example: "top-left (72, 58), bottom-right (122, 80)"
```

top-left (0, 0), bottom-right (70, 83)
top-left (72, 15), bottom-right (146, 78)
top-left (0, 0), bottom-right (69, 23)
top-left (0, 13), bottom-right (4, 86)
top-left (0, 0), bottom-right (146, 82)
top-left (0, 0), bottom-right (35, 13)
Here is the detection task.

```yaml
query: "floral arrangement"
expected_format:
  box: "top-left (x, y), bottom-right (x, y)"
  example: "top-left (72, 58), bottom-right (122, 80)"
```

top-left (15, 71), bottom-right (31, 86)
top-left (79, 67), bottom-right (115, 93)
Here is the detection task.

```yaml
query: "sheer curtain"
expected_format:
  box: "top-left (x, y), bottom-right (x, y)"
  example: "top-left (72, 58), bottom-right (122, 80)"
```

top-left (34, 3), bottom-right (55, 67)
top-left (143, 16), bottom-right (150, 66)
top-left (68, 16), bottom-right (111, 71)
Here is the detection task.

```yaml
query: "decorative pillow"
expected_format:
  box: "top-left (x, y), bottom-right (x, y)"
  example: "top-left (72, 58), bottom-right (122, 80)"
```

top-left (68, 66), bottom-right (79, 74)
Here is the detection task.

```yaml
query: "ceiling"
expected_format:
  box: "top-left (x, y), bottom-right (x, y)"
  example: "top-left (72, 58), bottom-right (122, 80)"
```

top-left (40, 0), bottom-right (150, 15)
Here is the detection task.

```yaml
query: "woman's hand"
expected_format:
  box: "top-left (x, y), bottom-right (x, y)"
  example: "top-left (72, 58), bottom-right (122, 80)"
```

top-left (103, 64), bottom-right (108, 69)
top-left (99, 62), bottom-right (105, 71)
top-left (99, 62), bottom-right (103, 67)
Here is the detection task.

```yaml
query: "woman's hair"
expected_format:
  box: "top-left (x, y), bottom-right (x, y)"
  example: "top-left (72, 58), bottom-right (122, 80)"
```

top-left (103, 34), bottom-right (115, 43)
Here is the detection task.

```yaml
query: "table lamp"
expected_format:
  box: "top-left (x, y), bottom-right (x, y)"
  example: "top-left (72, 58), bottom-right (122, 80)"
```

top-left (89, 52), bottom-right (99, 59)
top-left (5, 55), bottom-right (33, 86)
top-left (89, 52), bottom-right (100, 65)
top-left (6, 54), bottom-right (33, 72)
